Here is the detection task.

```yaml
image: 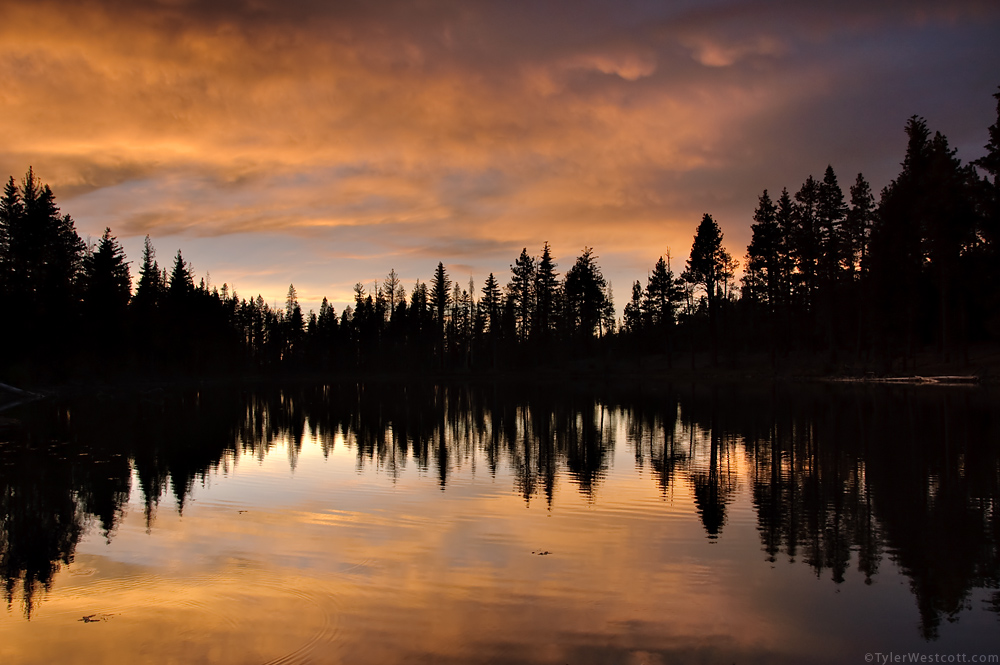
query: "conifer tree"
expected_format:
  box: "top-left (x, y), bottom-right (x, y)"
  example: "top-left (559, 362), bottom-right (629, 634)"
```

top-left (683, 214), bottom-right (731, 365)
top-left (133, 236), bottom-right (162, 308)
top-left (83, 228), bottom-right (131, 316)
top-left (507, 248), bottom-right (535, 341)
top-left (169, 250), bottom-right (194, 298)
top-left (644, 253), bottom-right (681, 328)
top-left (869, 116), bottom-right (933, 364)
top-left (775, 187), bottom-right (795, 308)
top-left (974, 87), bottom-right (1000, 255)
top-left (480, 272), bottom-right (501, 334)
top-left (845, 174), bottom-right (875, 277)
top-left (383, 269), bottom-right (401, 314)
top-left (744, 190), bottom-right (782, 313)
top-left (430, 262), bottom-right (451, 330)
top-left (285, 284), bottom-right (304, 343)
top-left (533, 242), bottom-right (559, 343)
top-left (791, 176), bottom-right (821, 312)
top-left (563, 247), bottom-right (609, 342)
top-left (0, 176), bottom-right (21, 295)
top-left (623, 280), bottom-right (644, 334)
top-left (817, 165), bottom-right (847, 284)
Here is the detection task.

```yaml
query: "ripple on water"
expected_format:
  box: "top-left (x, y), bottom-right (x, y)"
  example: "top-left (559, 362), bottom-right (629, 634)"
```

top-left (3, 566), bottom-right (345, 665)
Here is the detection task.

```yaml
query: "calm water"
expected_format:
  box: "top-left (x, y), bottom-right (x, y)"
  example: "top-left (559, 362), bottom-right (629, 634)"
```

top-left (1, 381), bottom-right (998, 664)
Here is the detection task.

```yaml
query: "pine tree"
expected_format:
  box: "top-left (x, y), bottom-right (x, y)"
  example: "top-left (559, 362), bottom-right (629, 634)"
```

top-left (0, 176), bottom-right (21, 295)
top-left (683, 214), bottom-right (731, 365)
top-left (507, 248), bottom-right (535, 341)
top-left (1, 168), bottom-right (85, 371)
top-left (168, 250), bottom-right (194, 298)
top-left (744, 190), bottom-right (782, 313)
top-left (563, 247), bottom-right (609, 342)
top-left (845, 174), bottom-right (875, 277)
top-left (791, 176), bottom-right (821, 312)
top-left (624, 280), bottom-right (644, 334)
top-left (480, 272), bottom-right (501, 334)
top-left (869, 116), bottom-right (933, 364)
top-left (533, 242), bottom-right (559, 343)
top-left (817, 165), bottom-right (847, 284)
top-left (383, 269), bottom-right (401, 314)
top-left (775, 187), bottom-right (795, 308)
top-left (644, 253), bottom-right (682, 328)
top-left (133, 235), bottom-right (162, 309)
top-left (973, 86), bottom-right (1000, 254)
top-left (82, 227), bottom-right (132, 350)
top-left (430, 262), bottom-right (451, 330)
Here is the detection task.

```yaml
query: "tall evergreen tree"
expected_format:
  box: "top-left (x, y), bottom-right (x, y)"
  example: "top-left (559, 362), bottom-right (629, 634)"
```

top-left (683, 214), bottom-right (730, 365)
top-left (922, 131), bottom-right (978, 357)
top-left (430, 263), bottom-right (451, 328)
top-left (563, 247), bottom-right (609, 342)
top-left (383, 269), bottom-right (401, 315)
top-left (623, 280), bottom-right (644, 334)
top-left (168, 250), bottom-right (194, 299)
top-left (133, 236), bottom-right (162, 309)
top-left (974, 86), bottom-right (1000, 254)
top-left (83, 227), bottom-right (131, 327)
top-left (644, 253), bottom-right (681, 328)
top-left (817, 165), bottom-right (847, 283)
top-left (285, 283), bottom-right (305, 358)
top-left (869, 116), bottom-right (933, 364)
top-left (790, 175), bottom-right (821, 313)
top-left (775, 187), bottom-right (795, 308)
top-left (507, 248), bottom-right (535, 341)
top-left (845, 174), bottom-right (875, 277)
top-left (533, 242), bottom-right (559, 343)
top-left (744, 190), bottom-right (782, 313)
top-left (0, 176), bottom-right (21, 295)
top-left (0, 168), bottom-right (84, 373)
top-left (480, 272), bottom-right (501, 334)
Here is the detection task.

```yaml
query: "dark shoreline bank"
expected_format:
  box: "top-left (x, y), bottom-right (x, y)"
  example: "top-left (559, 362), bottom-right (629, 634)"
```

top-left (5, 342), bottom-right (999, 405)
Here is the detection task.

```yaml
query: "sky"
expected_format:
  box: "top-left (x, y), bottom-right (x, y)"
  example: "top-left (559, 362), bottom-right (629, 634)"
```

top-left (2, 0), bottom-right (999, 315)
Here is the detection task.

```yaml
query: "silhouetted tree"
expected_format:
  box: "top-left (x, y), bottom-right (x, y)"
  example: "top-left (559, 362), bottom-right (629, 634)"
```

top-left (533, 242), bottom-right (559, 344)
top-left (0, 168), bottom-right (84, 376)
top-left (817, 166), bottom-right (847, 284)
top-left (82, 228), bottom-right (131, 353)
top-left (623, 280), bottom-right (644, 334)
top-left (480, 272), bottom-right (502, 334)
top-left (744, 190), bottom-right (782, 313)
top-left (168, 250), bottom-right (194, 299)
top-left (285, 284), bottom-right (304, 361)
top-left (791, 175), bottom-right (821, 317)
top-left (683, 214), bottom-right (730, 365)
top-left (845, 174), bottom-right (875, 278)
top-left (508, 248), bottom-right (535, 341)
top-left (563, 247), bottom-right (609, 344)
top-left (430, 263), bottom-right (451, 330)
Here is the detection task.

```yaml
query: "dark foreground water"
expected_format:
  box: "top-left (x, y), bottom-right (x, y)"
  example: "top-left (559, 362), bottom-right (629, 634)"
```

top-left (1, 381), bottom-right (998, 664)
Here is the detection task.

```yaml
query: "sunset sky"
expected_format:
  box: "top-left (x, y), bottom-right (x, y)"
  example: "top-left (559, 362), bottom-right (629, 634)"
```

top-left (2, 0), bottom-right (998, 315)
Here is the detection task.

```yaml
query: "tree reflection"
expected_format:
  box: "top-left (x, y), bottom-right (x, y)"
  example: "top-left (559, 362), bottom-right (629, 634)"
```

top-left (0, 381), bottom-right (998, 638)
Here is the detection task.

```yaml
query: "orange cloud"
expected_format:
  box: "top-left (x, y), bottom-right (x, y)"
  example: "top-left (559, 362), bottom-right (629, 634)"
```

top-left (1, 0), bottom-right (996, 312)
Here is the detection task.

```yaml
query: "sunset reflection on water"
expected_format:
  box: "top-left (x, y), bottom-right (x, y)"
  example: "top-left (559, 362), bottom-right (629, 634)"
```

top-left (1, 383), bottom-right (998, 664)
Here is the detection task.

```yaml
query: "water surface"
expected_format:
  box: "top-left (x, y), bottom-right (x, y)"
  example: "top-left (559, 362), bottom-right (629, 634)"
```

top-left (1, 382), bottom-right (998, 664)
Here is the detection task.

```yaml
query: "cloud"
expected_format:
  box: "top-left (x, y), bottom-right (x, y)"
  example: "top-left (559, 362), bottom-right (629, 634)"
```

top-left (1, 0), bottom-right (998, 312)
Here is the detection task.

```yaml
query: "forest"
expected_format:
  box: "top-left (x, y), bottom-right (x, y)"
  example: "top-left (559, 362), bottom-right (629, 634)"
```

top-left (1, 89), bottom-right (999, 383)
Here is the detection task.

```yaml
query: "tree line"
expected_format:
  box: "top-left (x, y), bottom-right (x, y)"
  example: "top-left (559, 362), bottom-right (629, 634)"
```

top-left (622, 89), bottom-right (1000, 372)
top-left (2, 88), bottom-right (999, 381)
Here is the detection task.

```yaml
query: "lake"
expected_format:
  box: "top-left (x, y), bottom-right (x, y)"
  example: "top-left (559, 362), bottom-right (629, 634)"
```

top-left (1, 380), bottom-right (998, 664)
